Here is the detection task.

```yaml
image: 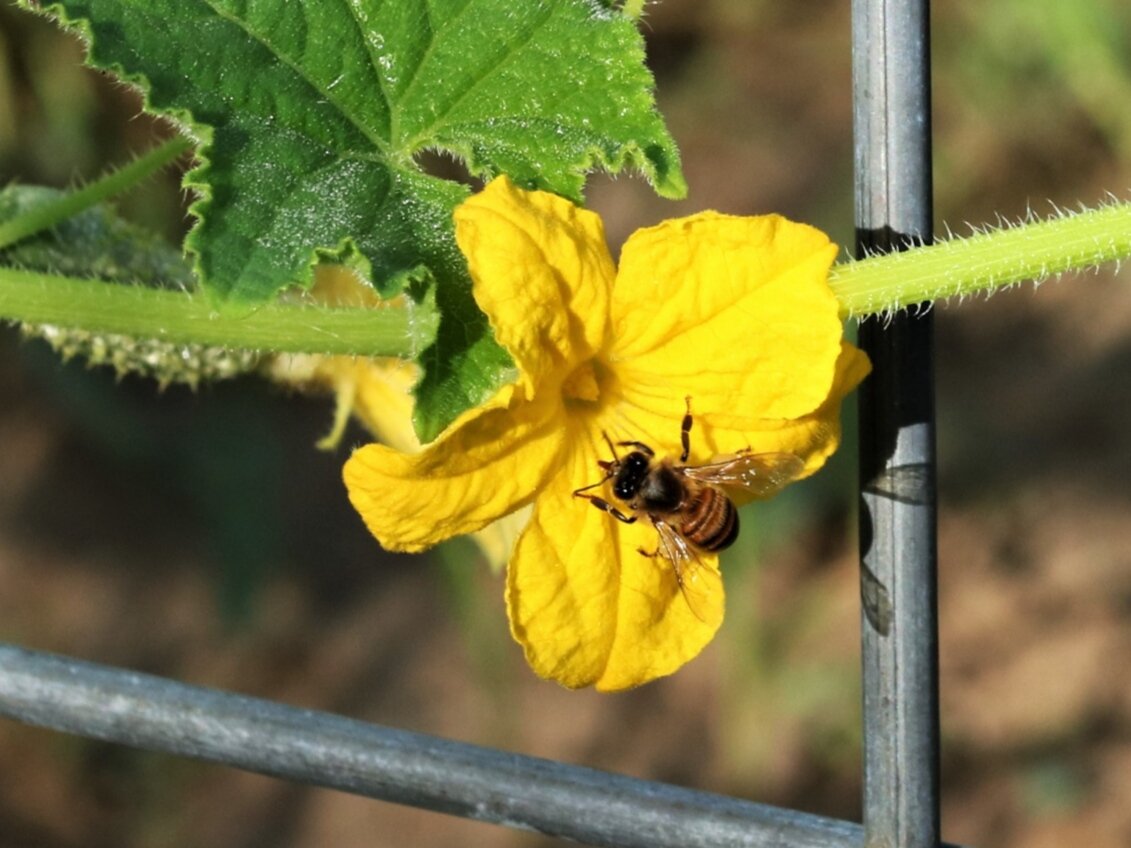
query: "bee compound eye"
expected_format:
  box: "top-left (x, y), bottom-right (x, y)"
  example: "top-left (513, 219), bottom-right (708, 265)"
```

top-left (613, 479), bottom-right (635, 500)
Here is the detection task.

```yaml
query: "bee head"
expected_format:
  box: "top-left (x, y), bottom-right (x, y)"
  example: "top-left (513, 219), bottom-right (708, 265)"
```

top-left (613, 451), bottom-right (651, 501)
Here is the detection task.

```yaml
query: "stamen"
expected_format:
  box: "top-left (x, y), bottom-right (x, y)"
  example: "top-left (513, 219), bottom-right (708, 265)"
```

top-left (561, 361), bottom-right (600, 402)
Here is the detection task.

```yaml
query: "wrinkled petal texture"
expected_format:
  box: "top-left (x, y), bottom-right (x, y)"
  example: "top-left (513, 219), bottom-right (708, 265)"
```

top-left (609, 213), bottom-right (848, 456)
top-left (507, 427), bottom-right (724, 690)
top-left (344, 178), bottom-right (615, 556)
top-left (344, 392), bottom-right (567, 552)
top-left (472, 506), bottom-right (532, 575)
top-left (506, 212), bottom-right (869, 689)
top-left (343, 179), bottom-right (871, 691)
top-left (303, 351), bottom-right (527, 570)
top-left (455, 177), bottom-right (615, 400)
top-left (605, 339), bottom-right (871, 497)
top-left (346, 358), bottom-right (531, 570)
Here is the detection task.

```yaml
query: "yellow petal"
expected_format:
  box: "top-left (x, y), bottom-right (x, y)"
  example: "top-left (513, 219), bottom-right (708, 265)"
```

top-left (346, 359), bottom-right (422, 453)
top-left (507, 433), bottom-right (723, 690)
top-left (614, 337), bottom-right (869, 452)
top-left (343, 392), bottom-right (567, 552)
top-left (471, 506), bottom-right (531, 574)
top-left (720, 339), bottom-right (871, 478)
top-left (454, 177), bottom-right (615, 398)
top-left (610, 212), bottom-right (844, 423)
top-left (307, 264), bottom-right (384, 308)
top-left (288, 353), bottom-right (527, 569)
top-left (265, 354), bottom-right (420, 451)
top-left (595, 548), bottom-right (724, 692)
top-left (268, 266), bottom-right (423, 451)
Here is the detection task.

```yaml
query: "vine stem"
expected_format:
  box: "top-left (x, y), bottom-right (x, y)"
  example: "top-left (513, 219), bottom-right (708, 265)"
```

top-left (830, 200), bottom-right (1131, 317)
top-left (1, 185), bottom-right (1129, 360)
top-left (0, 268), bottom-right (437, 359)
top-left (0, 136), bottom-right (194, 250)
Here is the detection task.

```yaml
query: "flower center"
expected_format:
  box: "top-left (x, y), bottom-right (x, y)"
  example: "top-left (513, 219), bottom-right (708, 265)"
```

top-left (561, 359), bottom-right (602, 404)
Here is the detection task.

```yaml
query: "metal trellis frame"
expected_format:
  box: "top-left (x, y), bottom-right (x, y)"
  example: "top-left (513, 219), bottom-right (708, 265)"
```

top-left (852, 0), bottom-right (941, 846)
top-left (0, 1), bottom-right (950, 846)
top-left (0, 643), bottom-right (960, 848)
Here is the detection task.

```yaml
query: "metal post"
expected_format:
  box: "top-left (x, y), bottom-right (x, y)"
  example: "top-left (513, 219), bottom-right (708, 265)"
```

top-left (851, 2), bottom-right (940, 848)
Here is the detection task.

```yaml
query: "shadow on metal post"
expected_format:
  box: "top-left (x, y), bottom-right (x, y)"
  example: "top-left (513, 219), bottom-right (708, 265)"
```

top-left (852, 0), bottom-right (943, 846)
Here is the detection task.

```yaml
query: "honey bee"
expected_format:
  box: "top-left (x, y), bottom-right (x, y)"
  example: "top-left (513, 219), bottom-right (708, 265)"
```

top-left (573, 398), bottom-right (806, 621)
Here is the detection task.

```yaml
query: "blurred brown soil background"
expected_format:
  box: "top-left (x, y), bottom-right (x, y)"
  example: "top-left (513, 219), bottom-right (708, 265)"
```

top-left (2, 1), bottom-right (1131, 846)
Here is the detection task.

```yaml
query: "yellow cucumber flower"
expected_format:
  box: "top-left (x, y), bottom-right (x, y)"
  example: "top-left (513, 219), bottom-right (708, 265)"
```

top-left (267, 265), bottom-right (527, 571)
top-left (344, 176), bottom-right (871, 691)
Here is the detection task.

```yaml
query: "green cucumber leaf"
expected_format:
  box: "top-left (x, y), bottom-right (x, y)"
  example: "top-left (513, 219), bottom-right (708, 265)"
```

top-left (23, 0), bottom-right (685, 439)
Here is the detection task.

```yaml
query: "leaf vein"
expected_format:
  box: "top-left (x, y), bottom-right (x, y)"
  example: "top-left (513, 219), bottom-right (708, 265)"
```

top-left (400, 0), bottom-right (522, 147)
top-left (200, 0), bottom-right (390, 154)
top-left (340, 0), bottom-right (395, 139)
top-left (389, 0), bottom-right (439, 127)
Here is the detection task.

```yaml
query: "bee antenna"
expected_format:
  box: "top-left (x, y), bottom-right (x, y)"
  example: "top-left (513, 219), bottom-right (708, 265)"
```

top-left (601, 431), bottom-right (619, 460)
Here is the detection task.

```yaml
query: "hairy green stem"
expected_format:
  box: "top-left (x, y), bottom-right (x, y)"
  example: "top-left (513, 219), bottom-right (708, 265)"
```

top-left (1, 197), bottom-right (1128, 362)
top-left (0, 137), bottom-right (194, 251)
top-left (830, 200), bottom-right (1131, 317)
top-left (0, 268), bottom-right (437, 358)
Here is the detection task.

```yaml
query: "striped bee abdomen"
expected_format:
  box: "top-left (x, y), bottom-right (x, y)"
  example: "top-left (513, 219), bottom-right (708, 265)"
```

top-left (679, 487), bottom-right (739, 552)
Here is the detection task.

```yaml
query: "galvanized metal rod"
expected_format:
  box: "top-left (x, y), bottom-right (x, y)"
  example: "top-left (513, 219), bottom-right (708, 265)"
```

top-left (0, 643), bottom-right (868, 848)
top-left (851, 1), bottom-right (941, 848)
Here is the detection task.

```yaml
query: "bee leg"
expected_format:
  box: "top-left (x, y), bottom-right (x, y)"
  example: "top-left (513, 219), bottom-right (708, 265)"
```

top-left (636, 545), bottom-right (660, 558)
top-left (573, 492), bottom-right (638, 524)
top-left (681, 396), bottom-right (693, 462)
top-left (572, 477), bottom-right (611, 497)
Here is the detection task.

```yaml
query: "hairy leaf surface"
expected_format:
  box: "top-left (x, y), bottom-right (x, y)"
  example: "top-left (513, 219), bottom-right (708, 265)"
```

top-left (25, 0), bottom-right (684, 437)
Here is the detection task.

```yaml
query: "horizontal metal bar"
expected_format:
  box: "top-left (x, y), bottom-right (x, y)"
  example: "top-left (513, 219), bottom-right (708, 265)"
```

top-left (0, 643), bottom-right (877, 848)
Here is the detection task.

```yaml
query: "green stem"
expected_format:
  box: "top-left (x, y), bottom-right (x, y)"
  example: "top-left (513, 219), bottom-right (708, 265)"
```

top-left (2, 195), bottom-right (1128, 362)
top-left (0, 268), bottom-right (437, 358)
top-left (0, 136), bottom-right (194, 250)
top-left (829, 200), bottom-right (1131, 317)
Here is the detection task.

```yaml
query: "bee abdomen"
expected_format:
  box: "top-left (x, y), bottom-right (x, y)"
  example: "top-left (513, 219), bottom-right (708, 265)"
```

top-left (680, 488), bottom-right (739, 552)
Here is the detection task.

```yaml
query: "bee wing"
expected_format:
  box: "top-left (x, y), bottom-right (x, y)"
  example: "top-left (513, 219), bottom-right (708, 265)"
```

top-left (652, 519), bottom-right (722, 624)
top-left (863, 462), bottom-right (933, 506)
top-left (682, 451), bottom-right (807, 501)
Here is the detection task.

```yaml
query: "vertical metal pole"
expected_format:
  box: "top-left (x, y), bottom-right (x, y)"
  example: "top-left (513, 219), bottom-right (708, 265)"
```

top-left (851, 2), bottom-right (940, 848)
